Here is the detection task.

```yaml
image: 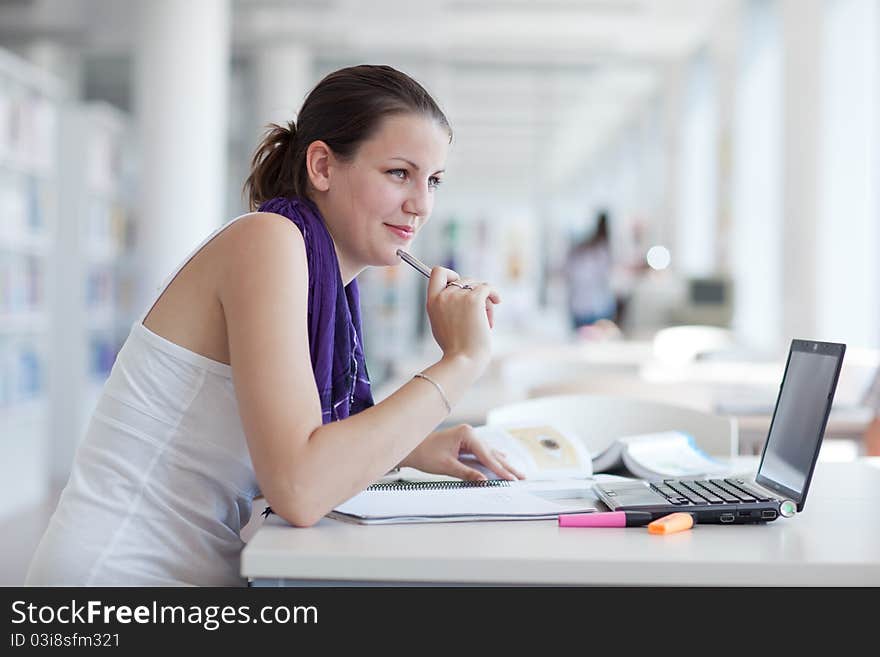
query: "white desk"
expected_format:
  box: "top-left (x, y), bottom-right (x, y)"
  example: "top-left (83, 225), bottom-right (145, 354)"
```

top-left (242, 459), bottom-right (880, 587)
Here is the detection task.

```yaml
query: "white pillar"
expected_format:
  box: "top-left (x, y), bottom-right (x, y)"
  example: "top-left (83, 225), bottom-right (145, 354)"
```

top-left (659, 61), bottom-right (685, 254)
top-left (781, 0), bottom-right (822, 342)
top-left (814, 0), bottom-right (879, 347)
top-left (252, 44), bottom-right (312, 139)
top-left (710, 0), bottom-right (741, 276)
top-left (134, 0), bottom-right (231, 305)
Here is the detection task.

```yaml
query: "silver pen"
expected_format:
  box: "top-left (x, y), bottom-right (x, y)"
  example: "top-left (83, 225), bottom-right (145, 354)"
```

top-left (396, 249), bottom-right (472, 289)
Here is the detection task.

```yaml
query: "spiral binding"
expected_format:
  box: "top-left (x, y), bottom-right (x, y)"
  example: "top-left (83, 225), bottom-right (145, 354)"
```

top-left (262, 479), bottom-right (511, 517)
top-left (367, 479), bottom-right (510, 491)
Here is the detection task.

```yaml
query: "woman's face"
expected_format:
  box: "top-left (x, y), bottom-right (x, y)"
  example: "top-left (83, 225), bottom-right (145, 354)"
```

top-left (316, 113), bottom-right (450, 281)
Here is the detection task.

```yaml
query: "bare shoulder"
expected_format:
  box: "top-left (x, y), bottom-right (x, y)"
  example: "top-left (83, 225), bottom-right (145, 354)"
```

top-left (220, 211), bottom-right (305, 252)
top-left (215, 212), bottom-right (307, 287)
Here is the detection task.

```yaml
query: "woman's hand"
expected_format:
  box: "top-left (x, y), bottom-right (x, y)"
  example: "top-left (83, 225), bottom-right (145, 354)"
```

top-left (426, 267), bottom-right (501, 370)
top-left (400, 424), bottom-right (525, 481)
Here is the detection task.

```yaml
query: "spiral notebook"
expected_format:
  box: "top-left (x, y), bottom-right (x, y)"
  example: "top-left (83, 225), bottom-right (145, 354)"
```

top-left (327, 479), bottom-right (598, 525)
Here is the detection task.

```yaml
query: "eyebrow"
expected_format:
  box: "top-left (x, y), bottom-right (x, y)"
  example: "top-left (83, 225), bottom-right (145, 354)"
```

top-left (390, 157), bottom-right (445, 175)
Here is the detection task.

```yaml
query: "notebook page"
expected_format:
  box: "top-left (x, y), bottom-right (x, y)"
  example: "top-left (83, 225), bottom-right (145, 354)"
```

top-left (333, 485), bottom-right (596, 521)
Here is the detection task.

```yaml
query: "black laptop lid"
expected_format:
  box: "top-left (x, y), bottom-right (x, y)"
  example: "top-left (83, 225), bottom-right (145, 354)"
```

top-left (755, 339), bottom-right (846, 510)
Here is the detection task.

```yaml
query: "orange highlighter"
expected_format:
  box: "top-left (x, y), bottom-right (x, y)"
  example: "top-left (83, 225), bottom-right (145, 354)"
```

top-left (647, 512), bottom-right (696, 535)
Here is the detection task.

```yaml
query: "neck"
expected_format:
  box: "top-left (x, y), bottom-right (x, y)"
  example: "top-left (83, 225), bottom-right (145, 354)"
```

top-left (332, 241), bottom-right (363, 286)
top-left (310, 194), bottom-right (363, 286)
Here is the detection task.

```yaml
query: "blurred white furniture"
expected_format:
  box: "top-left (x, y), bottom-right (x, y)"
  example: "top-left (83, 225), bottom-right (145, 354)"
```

top-left (242, 459), bottom-right (880, 586)
top-left (651, 324), bottom-right (737, 365)
top-left (374, 334), bottom-right (874, 453)
top-left (526, 374), bottom-right (717, 412)
top-left (486, 393), bottom-right (738, 460)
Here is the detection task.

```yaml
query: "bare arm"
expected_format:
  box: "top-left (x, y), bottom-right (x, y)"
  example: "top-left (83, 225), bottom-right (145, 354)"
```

top-left (220, 214), bottom-right (493, 527)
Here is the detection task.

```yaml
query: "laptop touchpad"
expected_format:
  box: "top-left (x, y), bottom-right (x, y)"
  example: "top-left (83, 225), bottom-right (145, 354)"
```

top-left (598, 482), bottom-right (670, 506)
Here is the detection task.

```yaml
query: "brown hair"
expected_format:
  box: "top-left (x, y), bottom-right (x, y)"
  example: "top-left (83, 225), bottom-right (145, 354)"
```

top-left (244, 64), bottom-right (452, 211)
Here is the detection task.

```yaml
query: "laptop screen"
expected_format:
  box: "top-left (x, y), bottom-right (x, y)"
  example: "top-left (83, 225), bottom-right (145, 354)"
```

top-left (756, 340), bottom-right (845, 507)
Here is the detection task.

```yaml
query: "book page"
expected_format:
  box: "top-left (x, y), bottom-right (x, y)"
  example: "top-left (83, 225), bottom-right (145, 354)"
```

top-left (591, 441), bottom-right (626, 474)
top-left (619, 431), bottom-right (730, 479)
top-left (465, 424), bottom-right (593, 480)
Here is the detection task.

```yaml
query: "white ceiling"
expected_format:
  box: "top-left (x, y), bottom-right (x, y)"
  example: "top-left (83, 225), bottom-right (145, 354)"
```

top-left (0, 0), bottom-right (732, 196)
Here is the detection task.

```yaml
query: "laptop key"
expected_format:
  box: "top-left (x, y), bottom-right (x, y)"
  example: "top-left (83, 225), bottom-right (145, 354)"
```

top-left (688, 481), bottom-right (725, 504)
top-left (699, 481), bottom-right (740, 503)
top-left (707, 479), bottom-right (747, 500)
top-left (665, 482), bottom-right (706, 504)
top-left (711, 479), bottom-right (757, 502)
top-left (652, 484), bottom-right (679, 499)
top-left (679, 481), bottom-right (714, 503)
top-left (729, 479), bottom-right (773, 502)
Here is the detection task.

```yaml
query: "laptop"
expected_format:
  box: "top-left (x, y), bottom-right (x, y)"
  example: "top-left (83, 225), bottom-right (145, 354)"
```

top-left (593, 339), bottom-right (846, 523)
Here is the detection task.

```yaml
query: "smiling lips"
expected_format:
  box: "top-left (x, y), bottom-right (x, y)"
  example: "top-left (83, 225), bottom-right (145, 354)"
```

top-left (384, 223), bottom-right (414, 240)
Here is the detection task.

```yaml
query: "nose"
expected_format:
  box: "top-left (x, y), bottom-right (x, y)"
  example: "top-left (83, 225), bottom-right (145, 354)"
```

top-left (402, 181), bottom-right (432, 221)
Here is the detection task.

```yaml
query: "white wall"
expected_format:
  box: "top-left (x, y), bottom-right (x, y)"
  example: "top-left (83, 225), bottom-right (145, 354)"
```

top-left (731, 0), bottom-right (783, 350)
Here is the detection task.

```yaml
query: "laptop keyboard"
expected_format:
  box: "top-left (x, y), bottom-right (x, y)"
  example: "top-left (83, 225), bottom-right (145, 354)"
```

top-left (650, 478), bottom-right (774, 506)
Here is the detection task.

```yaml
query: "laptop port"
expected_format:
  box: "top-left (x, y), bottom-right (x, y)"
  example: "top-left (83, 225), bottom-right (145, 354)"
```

top-left (720, 513), bottom-right (735, 523)
top-left (761, 510), bottom-right (778, 520)
top-left (738, 511), bottom-right (752, 517)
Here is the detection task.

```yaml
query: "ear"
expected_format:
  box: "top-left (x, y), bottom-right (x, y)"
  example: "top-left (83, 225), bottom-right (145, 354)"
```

top-left (305, 140), bottom-right (332, 192)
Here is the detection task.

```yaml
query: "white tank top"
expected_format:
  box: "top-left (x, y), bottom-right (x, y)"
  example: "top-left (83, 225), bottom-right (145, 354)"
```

top-left (26, 214), bottom-right (261, 586)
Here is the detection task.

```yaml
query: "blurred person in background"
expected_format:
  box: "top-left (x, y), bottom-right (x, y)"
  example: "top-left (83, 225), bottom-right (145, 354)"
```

top-left (564, 210), bottom-right (619, 337)
top-left (25, 64), bottom-right (522, 587)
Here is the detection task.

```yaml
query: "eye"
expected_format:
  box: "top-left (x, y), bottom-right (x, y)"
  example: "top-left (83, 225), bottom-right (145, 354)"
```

top-left (428, 176), bottom-right (443, 190)
top-left (388, 169), bottom-right (407, 180)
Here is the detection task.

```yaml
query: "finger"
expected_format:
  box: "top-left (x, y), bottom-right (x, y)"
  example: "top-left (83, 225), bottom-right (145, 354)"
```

top-left (468, 285), bottom-right (500, 328)
top-left (445, 277), bottom-right (476, 291)
top-left (446, 460), bottom-right (488, 482)
top-left (494, 452), bottom-right (526, 480)
top-left (466, 437), bottom-right (520, 481)
top-left (427, 266), bottom-right (461, 298)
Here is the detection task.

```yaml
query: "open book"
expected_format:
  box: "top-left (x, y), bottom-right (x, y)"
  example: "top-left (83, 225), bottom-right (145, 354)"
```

top-left (463, 424), bottom-right (729, 482)
top-left (458, 424), bottom-right (595, 480)
top-left (589, 431), bottom-right (729, 480)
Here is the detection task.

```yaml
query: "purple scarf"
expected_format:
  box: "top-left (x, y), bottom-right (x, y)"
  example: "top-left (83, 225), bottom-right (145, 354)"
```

top-left (257, 196), bottom-right (374, 423)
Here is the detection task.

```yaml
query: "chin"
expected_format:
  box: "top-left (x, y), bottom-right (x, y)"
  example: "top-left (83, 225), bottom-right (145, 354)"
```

top-left (377, 238), bottom-right (414, 266)
top-left (378, 248), bottom-right (403, 267)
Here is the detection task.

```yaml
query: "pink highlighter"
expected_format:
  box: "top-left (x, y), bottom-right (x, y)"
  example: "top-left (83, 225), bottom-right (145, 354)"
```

top-left (559, 511), bottom-right (653, 528)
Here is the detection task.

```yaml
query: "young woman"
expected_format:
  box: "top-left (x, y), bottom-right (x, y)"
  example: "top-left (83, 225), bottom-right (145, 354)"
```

top-left (26, 64), bottom-right (522, 587)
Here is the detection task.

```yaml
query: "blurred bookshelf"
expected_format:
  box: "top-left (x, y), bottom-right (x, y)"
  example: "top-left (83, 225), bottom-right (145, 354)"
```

top-left (52, 101), bottom-right (137, 485)
top-left (0, 47), bottom-right (60, 520)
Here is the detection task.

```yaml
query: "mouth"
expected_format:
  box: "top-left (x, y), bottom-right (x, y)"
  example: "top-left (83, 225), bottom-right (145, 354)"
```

top-left (384, 223), bottom-right (415, 240)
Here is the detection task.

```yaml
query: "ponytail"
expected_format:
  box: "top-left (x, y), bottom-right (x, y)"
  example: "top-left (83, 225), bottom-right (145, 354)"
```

top-left (243, 121), bottom-right (298, 211)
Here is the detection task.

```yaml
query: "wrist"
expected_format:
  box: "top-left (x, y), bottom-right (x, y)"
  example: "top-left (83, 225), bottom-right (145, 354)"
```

top-left (439, 351), bottom-right (487, 383)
